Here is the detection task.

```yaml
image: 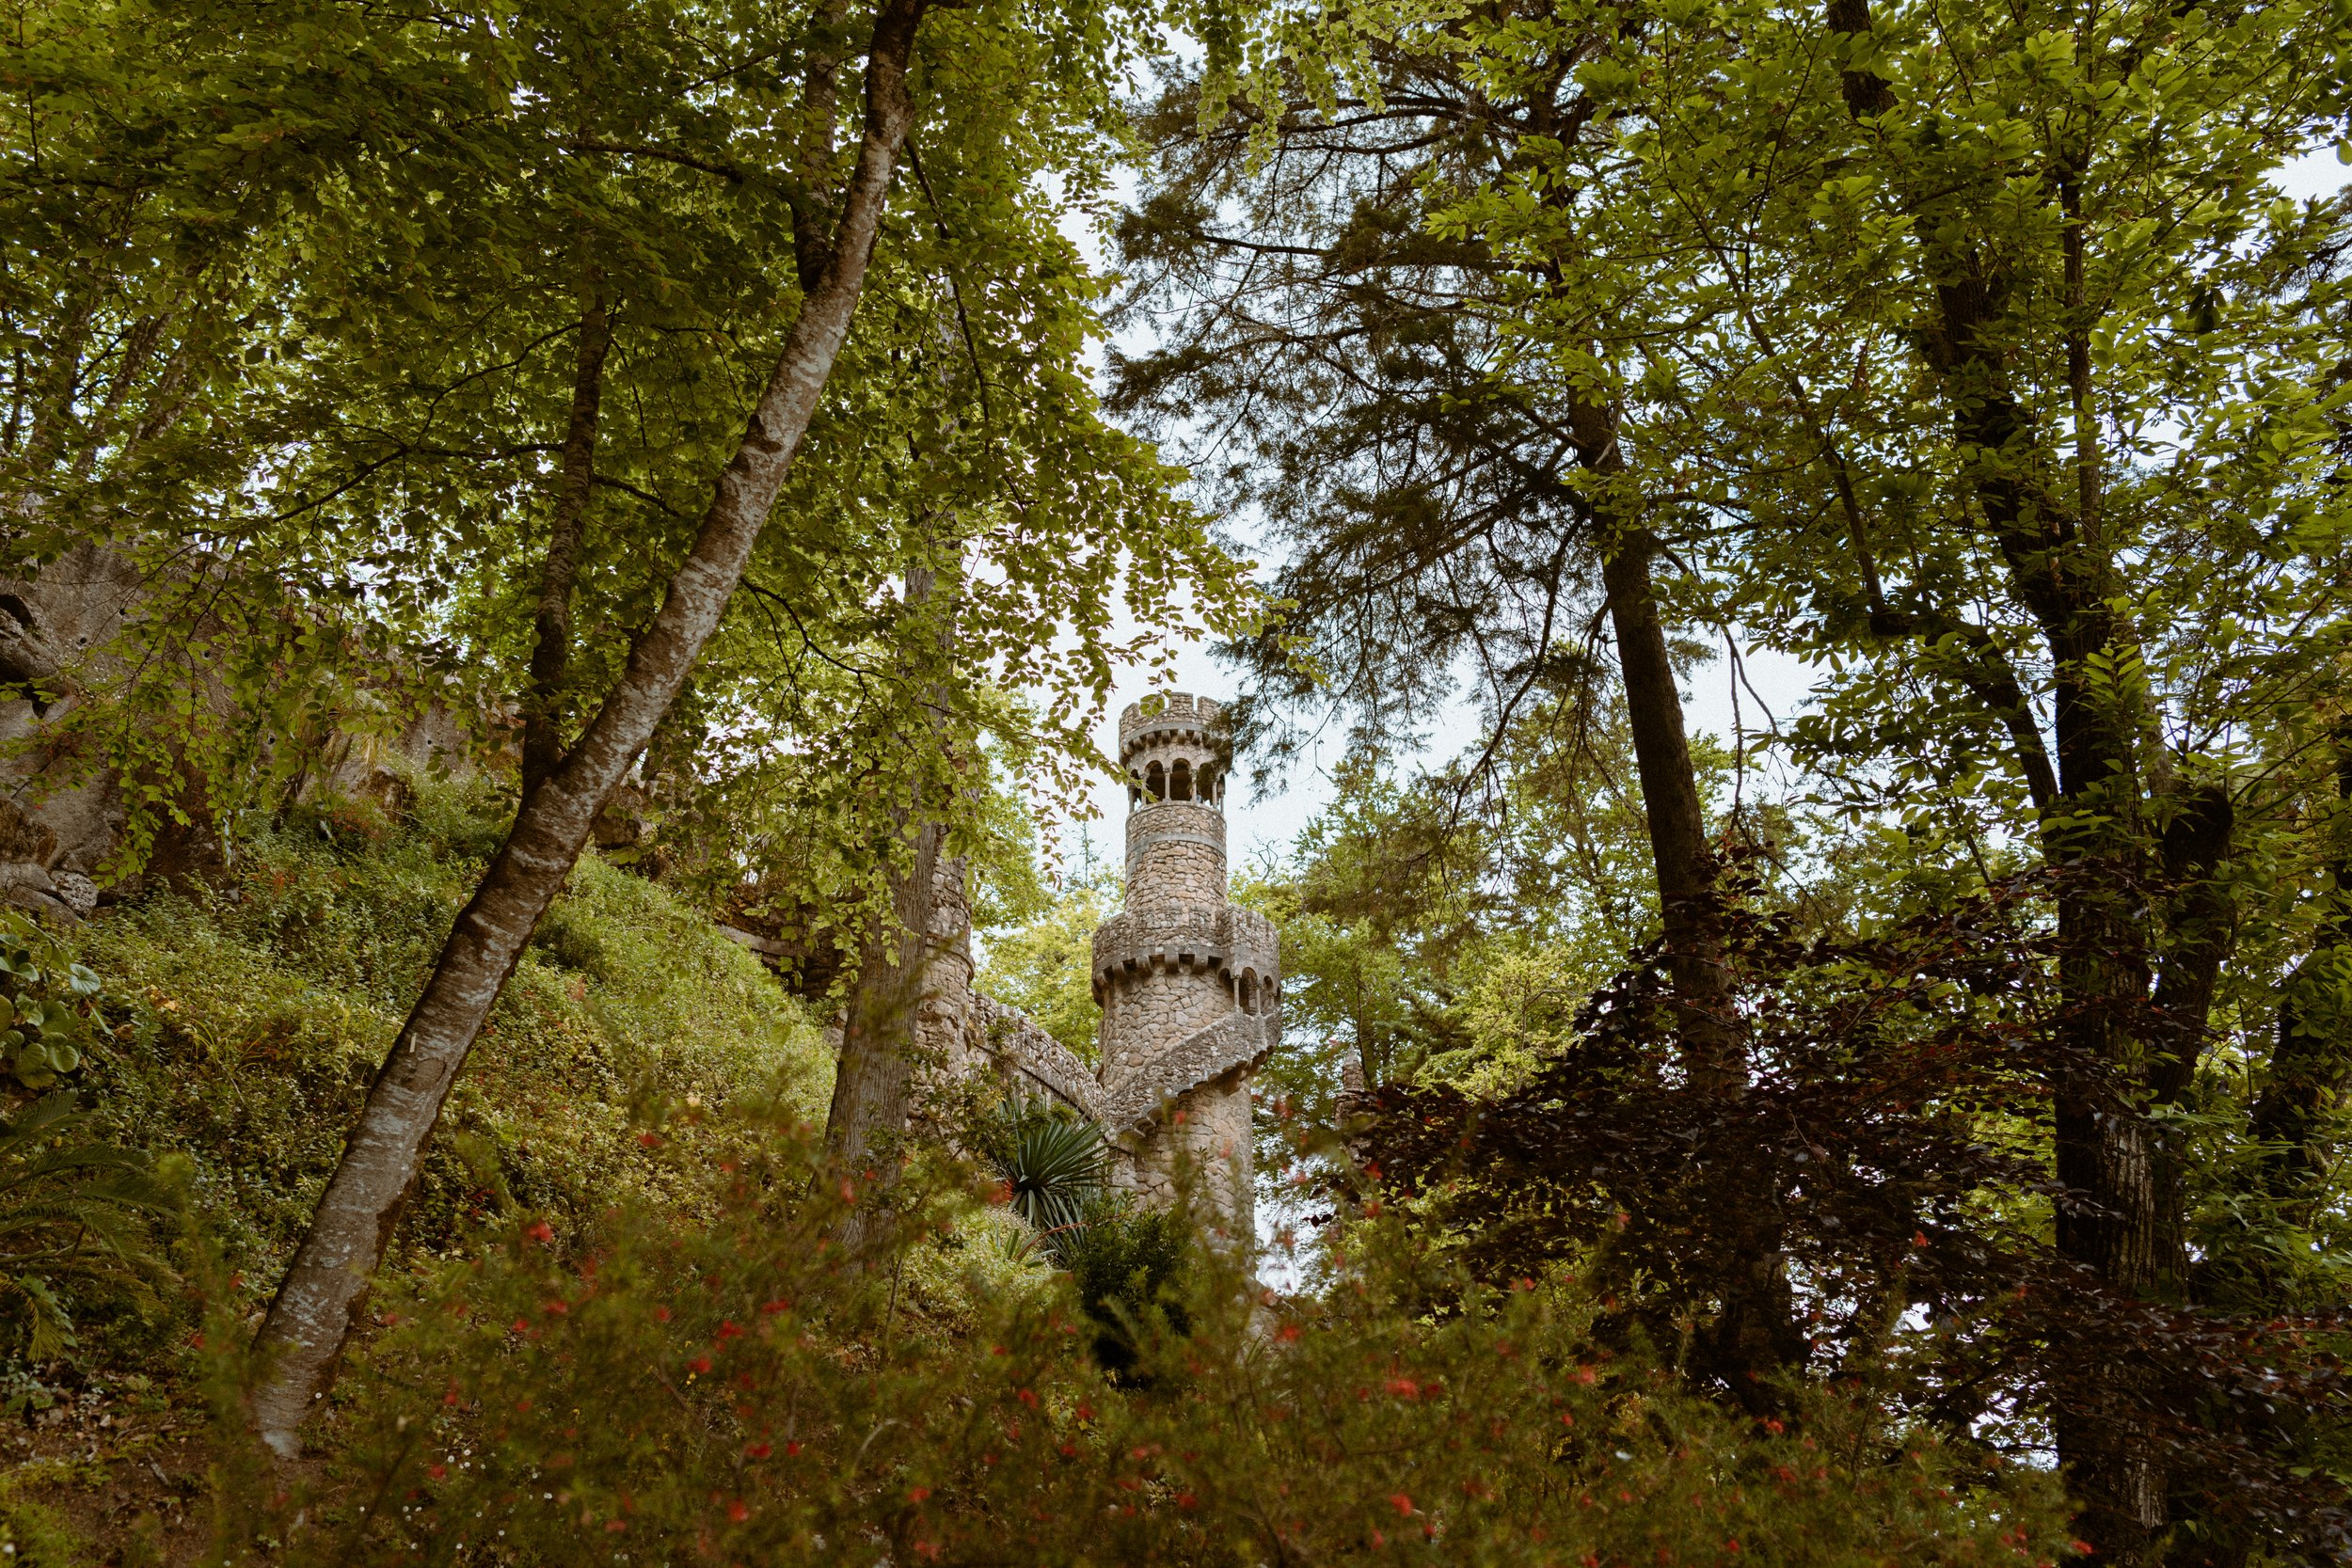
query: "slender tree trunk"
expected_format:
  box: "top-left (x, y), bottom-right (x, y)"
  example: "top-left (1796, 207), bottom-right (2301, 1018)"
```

top-left (1597, 534), bottom-right (1736, 1080)
top-left (822, 558), bottom-right (961, 1257)
top-left (1576, 400), bottom-right (1797, 1404)
top-left (824, 812), bottom-right (946, 1255)
top-left (520, 285), bottom-right (613, 798)
top-left (1572, 408), bottom-right (1736, 1085)
top-left (246, 0), bottom-right (931, 1454)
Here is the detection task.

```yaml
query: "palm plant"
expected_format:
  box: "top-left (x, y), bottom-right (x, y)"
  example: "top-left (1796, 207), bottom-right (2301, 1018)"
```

top-left (0, 1093), bottom-right (181, 1358)
top-left (977, 1097), bottom-right (1105, 1262)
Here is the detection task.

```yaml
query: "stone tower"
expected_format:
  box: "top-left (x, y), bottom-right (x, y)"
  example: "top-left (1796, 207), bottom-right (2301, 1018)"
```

top-left (1090, 694), bottom-right (1279, 1237)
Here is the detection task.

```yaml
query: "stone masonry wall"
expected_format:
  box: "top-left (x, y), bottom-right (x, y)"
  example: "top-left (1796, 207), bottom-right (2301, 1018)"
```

top-left (1120, 1072), bottom-right (1253, 1241)
top-left (1123, 802), bottom-right (1226, 905)
top-left (1100, 961), bottom-right (1238, 1083)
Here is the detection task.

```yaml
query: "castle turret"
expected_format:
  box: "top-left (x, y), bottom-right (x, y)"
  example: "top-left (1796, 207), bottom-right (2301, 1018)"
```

top-left (1092, 694), bottom-right (1279, 1237)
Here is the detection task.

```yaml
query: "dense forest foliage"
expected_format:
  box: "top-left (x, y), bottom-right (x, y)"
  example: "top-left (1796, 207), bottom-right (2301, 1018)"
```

top-left (0, 0), bottom-right (2346, 1561)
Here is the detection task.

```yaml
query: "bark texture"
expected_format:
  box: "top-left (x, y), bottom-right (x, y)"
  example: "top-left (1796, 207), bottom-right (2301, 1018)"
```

top-left (1825, 8), bottom-right (2189, 1551)
top-left (520, 287), bottom-right (612, 799)
top-left (247, 0), bottom-right (930, 1455)
top-left (823, 813), bottom-right (946, 1256)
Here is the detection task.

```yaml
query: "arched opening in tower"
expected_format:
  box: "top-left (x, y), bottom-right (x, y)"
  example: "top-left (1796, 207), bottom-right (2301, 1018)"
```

top-left (1145, 760), bottom-right (1165, 800)
top-left (1169, 758), bottom-right (1193, 801)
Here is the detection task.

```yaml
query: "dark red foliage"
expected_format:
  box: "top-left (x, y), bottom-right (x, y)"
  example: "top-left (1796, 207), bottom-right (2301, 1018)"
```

top-left (1352, 865), bottom-right (2352, 1561)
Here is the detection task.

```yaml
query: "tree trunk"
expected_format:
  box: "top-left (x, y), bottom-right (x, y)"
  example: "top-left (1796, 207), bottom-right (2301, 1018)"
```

top-left (246, 0), bottom-right (931, 1455)
top-left (821, 559), bottom-right (961, 1257)
top-left (1576, 400), bottom-right (1796, 1403)
top-left (520, 285), bottom-right (613, 799)
top-left (1825, 6), bottom-right (2172, 1549)
top-left (1572, 408), bottom-right (1737, 1086)
top-left (823, 814), bottom-right (946, 1255)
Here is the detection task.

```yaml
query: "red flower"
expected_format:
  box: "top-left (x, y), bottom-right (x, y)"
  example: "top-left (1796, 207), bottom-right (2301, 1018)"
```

top-left (638, 1132), bottom-right (662, 1148)
top-left (761, 1298), bottom-right (792, 1315)
top-left (427, 1464), bottom-right (447, 1480)
top-left (688, 1356), bottom-right (712, 1375)
top-left (1390, 1493), bottom-right (1413, 1516)
top-left (716, 1320), bottom-right (742, 1341)
top-left (654, 1306), bottom-right (672, 1323)
top-left (725, 1499), bottom-right (749, 1523)
top-left (525, 1220), bottom-right (555, 1243)
top-left (1178, 1493), bottom-right (1198, 1510)
top-left (1016, 1387), bottom-right (1039, 1406)
top-left (745, 1442), bottom-right (771, 1459)
top-left (909, 1486), bottom-right (932, 1504)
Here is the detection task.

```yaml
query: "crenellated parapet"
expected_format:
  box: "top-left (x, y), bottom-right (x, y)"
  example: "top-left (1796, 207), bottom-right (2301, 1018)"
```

top-left (1089, 904), bottom-right (1279, 1006)
top-left (973, 994), bottom-right (1102, 1121)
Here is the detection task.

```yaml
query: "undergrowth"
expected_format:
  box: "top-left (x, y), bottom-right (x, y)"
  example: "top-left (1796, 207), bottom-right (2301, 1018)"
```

top-left (199, 1109), bottom-right (2078, 1566)
top-left (59, 772), bottom-right (832, 1370)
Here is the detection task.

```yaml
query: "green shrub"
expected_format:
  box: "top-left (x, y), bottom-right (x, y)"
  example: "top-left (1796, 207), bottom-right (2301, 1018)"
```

top-left (200, 1110), bottom-right (2075, 1567)
top-left (0, 1092), bottom-right (180, 1358)
top-left (1062, 1197), bottom-right (1190, 1378)
top-left (0, 912), bottom-right (103, 1089)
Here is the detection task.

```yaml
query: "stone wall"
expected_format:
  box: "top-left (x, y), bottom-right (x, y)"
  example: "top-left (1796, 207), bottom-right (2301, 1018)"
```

top-left (1123, 801), bottom-right (1226, 904)
top-left (971, 994), bottom-right (1100, 1119)
top-left (1100, 962), bottom-right (1237, 1083)
top-left (1118, 1070), bottom-right (1254, 1240)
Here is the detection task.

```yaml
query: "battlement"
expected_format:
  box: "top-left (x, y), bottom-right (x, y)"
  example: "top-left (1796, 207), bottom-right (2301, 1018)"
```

top-left (1118, 692), bottom-right (1226, 750)
top-left (1089, 903), bottom-right (1280, 1007)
